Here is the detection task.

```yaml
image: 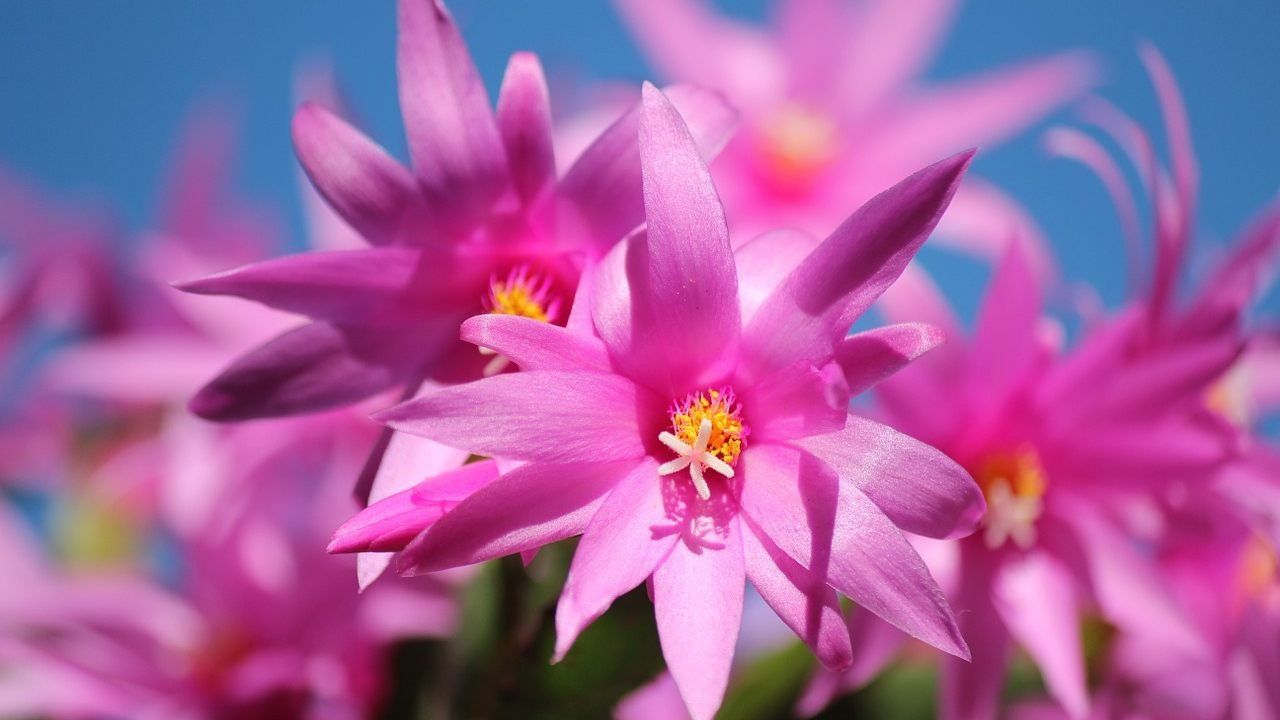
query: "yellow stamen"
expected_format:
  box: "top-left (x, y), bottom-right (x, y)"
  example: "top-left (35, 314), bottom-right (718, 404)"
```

top-left (758, 102), bottom-right (839, 194)
top-left (975, 446), bottom-right (1047, 550)
top-left (671, 388), bottom-right (746, 468)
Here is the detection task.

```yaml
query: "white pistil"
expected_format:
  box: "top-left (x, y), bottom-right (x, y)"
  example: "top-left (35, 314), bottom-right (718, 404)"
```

top-left (478, 346), bottom-right (511, 376)
top-left (982, 479), bottom-right (1042, 550)
top-left (657, 418), bottom-right (734, 500)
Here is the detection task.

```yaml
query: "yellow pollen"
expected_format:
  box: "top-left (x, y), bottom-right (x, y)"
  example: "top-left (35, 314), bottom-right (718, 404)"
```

top-left (758, 102), bottom-right (839, 194)
top-left (490, 283), bottom-right (549, 322)
top-left (671, 388), bottom-right (746, 468)
top-left (977, 447), bottom-right (1047, 501)
top-left (974, 446), bottom-right (1047, 550)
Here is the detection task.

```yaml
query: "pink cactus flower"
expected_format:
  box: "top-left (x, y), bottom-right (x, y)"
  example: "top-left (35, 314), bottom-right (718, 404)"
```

top-left (331, 84), bottom-right (985, 720)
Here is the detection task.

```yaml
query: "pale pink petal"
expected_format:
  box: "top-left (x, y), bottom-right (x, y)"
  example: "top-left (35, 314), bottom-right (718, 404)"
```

top-left (833, 0), bottom-right (958, 118)
top-left (496, 52), bottom-right (555, 208)
top-left (940, 550), bottom-right (1010, 720)
top-left (734, 228), bottom-right (821, 324)
top-left (396, 459), bottom-right (640, 574)
top-left (742, 151), bottom-right (973, 378)
top-left (744, 360), bottom-right (849, 443)
top-left (328, 460), bottom-right (500, 553)
top-left (842, 609), bottom-right (910, 691)
top-left (875, 262), bottom-right (964, 338)
top-left (966, 240), bottom-right (1042, 408)
top-left (741, 520), bottom-right (851, 671)
top-left (795, 416), bottom-right (983, 540)
top-left (554, 458), bottom-right (678, 659)
top-left (616, 672), bottom-right (690, 720)
top-left (740, 444), bottom-right (968, 658)
top-left (836, 322), bottom-right (945, 396)
top-left (397, 0), bottom-right (507, 226)
top-left (993, 550), bottom-right (1088, 720)
top-left (292, 103), bottom-right (416, 245)
top-left (459, 314), bottom-right (611, 372)
top-left (653, 521), bottom-right (745, 720)
top-left (933, 178), bottom-right (1057, 283)
top-left (375, 370), bottom-right (655, 462)
top-left (1139, 43), bottom-right (1197, 214)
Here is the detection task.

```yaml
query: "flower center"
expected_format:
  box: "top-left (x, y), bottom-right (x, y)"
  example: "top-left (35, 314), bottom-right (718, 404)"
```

top-left (756, 102), bottom-right (839, 196)
top-left (656, 388), bottom-right (748, 500)
top-left (478, 265), bottom-right (561, 375)
top-left (975, 446), bottom-right (1047, 550)
top-left (1205, 364), bottom-right (1251, 428)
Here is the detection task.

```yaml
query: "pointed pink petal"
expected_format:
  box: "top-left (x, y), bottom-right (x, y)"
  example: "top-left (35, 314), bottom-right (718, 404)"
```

top-left (190, 321), bottom-right (436, 420)
top-left (329, 460), bottom-right (500, 553)
top-left (375, 370), bottom-right (654, 462)
top-left (496, 52), bottom-right (555, 208)
top-left (635, 83), bottom-right (740, 391)
top-left (559, 84), bottom-right (738, 254)
top-left (741, 521), bottom-right (851, 671)
top-left (653, 523), bottom-right (745, 720)
top-left (966, 241), bottom-right (1042, 407)
top-left (292, 103), bottom-right (416, 245)
top-left (555, 458), bottom-right (678, 659)
top-left (1139, 43), bottom-right (1197, 217)
top-left (941, 550), bottom-right (1010, 720)
top-left (740, 444), bottom-right (968, 658)
top-left (742, 151), bottom-right (973, 378)
top-left (460, 314), bottom-right (611, 372)
top-left (832, 0), bottom-right (958, 117)
top-left (933, 178), bottom-right (1058, 283)
top-left (397, 0), bottom-right (507, 226)
top-left (396, 459), bottom-right (640, 574)
top-left (177, 247), bottom-right (474, 323)
top-left (795, 416), bottom-right (983, 540)
top-left (842, 609), bottom-right (910, 691)
top-left (836, 322), bottom-right (945, 396)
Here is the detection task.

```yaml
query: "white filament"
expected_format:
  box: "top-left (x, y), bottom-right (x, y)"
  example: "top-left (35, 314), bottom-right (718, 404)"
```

top-left (656, 418), bottom-right (735, 500)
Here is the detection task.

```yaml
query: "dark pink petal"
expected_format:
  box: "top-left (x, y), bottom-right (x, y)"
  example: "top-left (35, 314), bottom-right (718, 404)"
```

top-left (396, 459), bottom-right (640, 574)
top-left (496, 52), bottom-right (556, 208)
top-left (741, 520), bottom-right (851, 671)
top-left (795, 416), bottom-right (982, 540)
top-left (740, 444), bottom-right (968, 658)
top-left (940, 547), bottom-right (1010, 720)
top-left (554, 459), bottom-right (678, 659)
top-left (176, 247), bottom-right (473, 324)
top-left (459, 314), bottom-right (611, 372)
top-left (328, 460), bottom-right (500, 553)
top-left (744, 361), bottom-right (849, 443)
top-left (836, 322), bottom-right (945, 396)
top-left (742, 151), bottom-right (973, 378)
top-left (653, 521), bottom-right (745, 720)
top-left (397, 0), bottom-right (507, 226)
top-left (292, 103), bottom-right (416, 245)
top-left (1050, 414), bottom-right (1233, 488)
top-left (993, 550), bottom-right (1088, 720)
top-left (560, 84), bottom-right (738, 254)
top-left (375, 370), bottom-right (654, 462)
top-left (190, 321), bottom-right (436, 420)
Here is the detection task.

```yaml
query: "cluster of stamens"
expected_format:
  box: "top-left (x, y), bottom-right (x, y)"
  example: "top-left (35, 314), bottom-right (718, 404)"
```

top-left (657, 388), bottom-right (748, 500)
top-left (479, 265), bottom-right (560, 376)
top-left (758, 102), bottom-right (839, 195)
top-left (976, 447), bottom-right (1047, 550)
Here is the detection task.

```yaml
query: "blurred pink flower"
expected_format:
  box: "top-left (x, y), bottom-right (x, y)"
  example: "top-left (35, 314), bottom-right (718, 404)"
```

top-left (614, 0), bottom-right (1095, 273)
top-left (332, 84), bottom-right (983, 720)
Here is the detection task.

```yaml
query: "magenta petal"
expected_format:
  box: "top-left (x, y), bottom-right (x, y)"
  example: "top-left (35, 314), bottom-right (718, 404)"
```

top-left (795, 417), bottom-right (983, 540)
top-left (560, 84), bottom-right (738, 255)
top-left (734, 229), bottom-right (821, 324)
top-left (554, 458), bottom-right (678, 660)
top-left (376, 370), bottom-right (653, 462)
top-left (176, 247), bottom-right (465, 323)
top-left (397, 0), bottom-right (507, 226)
top-left (992, 550), bottom-right (1089, 720)
top-left (741, 521), bottom-right (851, 671)
top-left (941, 550), bottom-right (1010, 720)
top-left (190, 321), bottom-right (435, 420)
top-left (966, 241), bottom-right (1043, 409)
top-left (743, 151), bottom-right (973, 378)
top-left (837, 322), bottom-right (945, 396)
top-left (496, 52), bottom-right (556, 208)
top-left (745, 361), bottom-right (850, 443)
top-left (740, 444), bottom-right (968, 658)
top-left (653, 522), bottom-right (745, 720)
top-left (292, 103), bottom-right (416, 245)
top-left (329, 460), bottom-right (500, 553)
top-left (843, 609), bottom-right (910, 692)
top-left (459, 314), bottom-right (612, 372)
top-left (396, 459), bottom-right (640, 574)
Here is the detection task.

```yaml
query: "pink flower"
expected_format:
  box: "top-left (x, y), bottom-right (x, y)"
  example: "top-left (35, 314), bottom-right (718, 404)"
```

top-left (332, 84), bottom-right (983, 720)
top-left (178, 0), bottom-right (736, 424)
top-left (614, 0), bottom-right (1095, 271)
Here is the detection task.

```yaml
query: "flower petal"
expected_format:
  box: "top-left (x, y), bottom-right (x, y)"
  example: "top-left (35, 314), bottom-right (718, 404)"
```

top-left (292, 103), bottom-right (417, 245)
top-left (459, 314), bottom-right (612, 372)
top-left (966, 240), bottom-right (1043, 411)
top-left (742, 151), bottom-right (973, 378)
top-left (496, 52), bottom-right (556, 209)
top-left (741, 520), bottom-right (851, 671)
top-left (740, 444), bottom-right (968, 658)
top-left (829, 0), bottom-right (958, 117)
top-left (554, 458), bottom-right (678, 659)
top-left (190, 321), bottom-right (437, 420)
top-left (375, 370), bottom-right (654, 462)
top-left (653, 520), bottom-right (745, 720)
top-left (744, 361), bottom-right (850, 443)
top-left (734, 228), bottom-right (820, 325)
top-left (795, 416), bottom-right (983, 540)
top-left (397, 0), bottom-right (507, 226)
top-left (329, 460), bottom-right (500, 553)
top-left (396, 459), bottom-right (640, 574)
top-left (836, 322), bottom-right (945, 396)
top-left (940, 546), bottom-right (1010, 720)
